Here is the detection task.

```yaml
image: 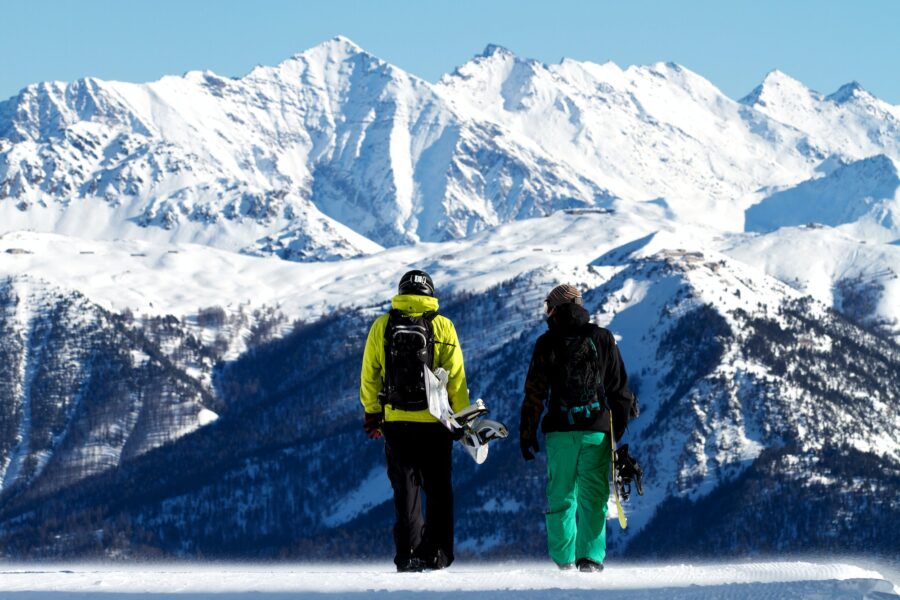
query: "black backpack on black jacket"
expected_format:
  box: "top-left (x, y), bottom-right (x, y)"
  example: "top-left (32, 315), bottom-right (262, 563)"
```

top-left (550, 326), bottom-right (608, 426)
top-left (382, 309), bottom-right (438, 411)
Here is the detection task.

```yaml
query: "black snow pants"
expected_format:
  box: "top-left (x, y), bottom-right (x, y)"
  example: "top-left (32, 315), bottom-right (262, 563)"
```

top-left (382, 421), bottom-right (454, 568)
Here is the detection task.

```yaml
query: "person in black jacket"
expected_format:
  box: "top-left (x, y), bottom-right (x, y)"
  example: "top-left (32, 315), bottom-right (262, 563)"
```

top-left (520, 284), bottom-right (635, 572)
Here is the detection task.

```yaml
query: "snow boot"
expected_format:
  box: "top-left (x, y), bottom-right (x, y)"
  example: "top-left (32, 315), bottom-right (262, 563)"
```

top-left (396, 557), bottom-right (427, 573)
top-left (576, 558), bottom-right (604, 573)
top-left (556, 562), bottom-right (576, 571)
top-left (428, 549), bottom-right (450, 570)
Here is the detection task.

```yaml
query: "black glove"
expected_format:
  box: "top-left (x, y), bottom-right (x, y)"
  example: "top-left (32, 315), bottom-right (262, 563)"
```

top-left (450, 426), bottom-right (466, 441)
top-left (364, 412), bottom-right (383, 440)
top-left (520, 434), bottom-right (540, 461)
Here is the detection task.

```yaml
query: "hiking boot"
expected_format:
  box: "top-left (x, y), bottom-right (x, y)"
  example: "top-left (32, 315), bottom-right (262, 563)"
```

top-left (427, 549), bottom-right (450, 570)
top-left (396, 557), bottom-right (427, 573)
top-left (576, 558), bottom-right (604, 572)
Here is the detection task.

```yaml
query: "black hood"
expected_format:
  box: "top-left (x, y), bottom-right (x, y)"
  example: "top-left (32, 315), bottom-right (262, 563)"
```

top-left (547, 302), bottom-right (590, 335)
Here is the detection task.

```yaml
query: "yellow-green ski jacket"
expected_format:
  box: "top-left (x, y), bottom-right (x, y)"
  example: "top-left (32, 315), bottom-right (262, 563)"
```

top-left (360, 294), bottom-right (470, 422)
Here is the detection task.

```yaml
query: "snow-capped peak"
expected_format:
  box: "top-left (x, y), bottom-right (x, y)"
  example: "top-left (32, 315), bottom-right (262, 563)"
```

top-left (739, 68), bottom-right (900, 164)
top-left (441, 41), bottom-right (528, 86)
top-left (249, 34), bottom-right (394, 86)
top-left (740, 69), bottom-right (816, 107)
top-left (290, 35), bottom-right (368, 63)
top-left (827, 81), bottom-right (869, 104)
top-left (480, 43), bottom-right (515, 59)
top-left (329, 34), bottom-right (364, 50)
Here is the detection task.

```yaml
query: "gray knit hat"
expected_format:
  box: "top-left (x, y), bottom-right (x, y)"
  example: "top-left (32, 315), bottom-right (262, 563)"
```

top-left (545, 284), bottom-right (583, 312)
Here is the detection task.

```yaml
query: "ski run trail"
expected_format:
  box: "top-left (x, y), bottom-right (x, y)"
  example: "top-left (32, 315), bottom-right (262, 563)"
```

top-left (0, 560), bottom-right (897, 599)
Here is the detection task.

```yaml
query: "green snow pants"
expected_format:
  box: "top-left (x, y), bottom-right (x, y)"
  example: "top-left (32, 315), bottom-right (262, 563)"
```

top-left (545, 430), bottom-right (611, 565)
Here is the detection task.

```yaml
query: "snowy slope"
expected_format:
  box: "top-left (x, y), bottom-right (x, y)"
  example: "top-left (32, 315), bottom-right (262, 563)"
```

top-left (720, 225), bottom-right (900, 336)
top-left (0, 208), bottom-right (667, 322)
top-left (587, 233), bottom-right (899, 548)
top-left (0, 561), bottom-right (895, 599)
top-left (5, 197), bottom-right (896, 343)
top-left (744, 154), bottom-right (900, 239)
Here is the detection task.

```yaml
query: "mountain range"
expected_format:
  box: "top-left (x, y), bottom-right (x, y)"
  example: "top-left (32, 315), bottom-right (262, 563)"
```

top-left (0, 37), bottom-right (897, 560)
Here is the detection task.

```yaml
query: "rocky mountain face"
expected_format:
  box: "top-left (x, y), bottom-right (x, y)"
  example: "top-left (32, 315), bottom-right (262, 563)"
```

top-left (0, 39), bottom-right (897, 560)
top-left (0, 275), bottom-right (216, 505)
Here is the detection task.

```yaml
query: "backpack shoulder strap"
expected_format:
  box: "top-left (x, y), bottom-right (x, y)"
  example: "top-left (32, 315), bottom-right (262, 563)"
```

top-left (586, 325), bottom-right (611, 408)
top-left (427, 312), bottom-right (457, 344)
top-left (384, 309), bottom-right (400, 343)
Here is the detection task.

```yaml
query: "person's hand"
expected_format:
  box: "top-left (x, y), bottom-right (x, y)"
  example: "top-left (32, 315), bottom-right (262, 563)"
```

top-left (520, 435), bottom-right (540, 461)
top-left (364, 412), bottom-right (383, 439)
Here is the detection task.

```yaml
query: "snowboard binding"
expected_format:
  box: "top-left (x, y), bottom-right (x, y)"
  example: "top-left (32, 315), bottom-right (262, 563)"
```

top-left (449, 399), bottom-right (489, 427)
top-left (449, 399), bottom-right (508, 464)
top-left (613, 443), bottom-right (644, 501)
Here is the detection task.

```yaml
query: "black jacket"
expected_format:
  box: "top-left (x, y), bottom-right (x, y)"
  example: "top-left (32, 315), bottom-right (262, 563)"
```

top-left (520, 303), bottom-right (636, 442)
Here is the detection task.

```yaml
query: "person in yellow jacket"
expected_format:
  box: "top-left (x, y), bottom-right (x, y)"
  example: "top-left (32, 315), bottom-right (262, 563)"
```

top-left (360, 269), bottom-right (470, 572)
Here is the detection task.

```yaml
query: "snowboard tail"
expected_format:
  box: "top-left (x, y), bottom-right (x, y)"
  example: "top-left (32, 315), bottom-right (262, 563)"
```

top-left (609, 411), bottom-right (628, 530)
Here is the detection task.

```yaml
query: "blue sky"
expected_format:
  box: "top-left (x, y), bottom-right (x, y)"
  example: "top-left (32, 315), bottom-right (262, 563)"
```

top-left (2, 0), bottom-right (898, 103)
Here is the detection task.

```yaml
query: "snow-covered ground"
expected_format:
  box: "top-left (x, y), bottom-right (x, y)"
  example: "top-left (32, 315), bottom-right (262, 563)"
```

top-left (0, 561), bottom-right (895, 599)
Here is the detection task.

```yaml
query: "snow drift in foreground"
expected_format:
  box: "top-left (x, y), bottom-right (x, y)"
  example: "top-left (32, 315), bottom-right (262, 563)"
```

top-left (0, 561), bottom-right (895, 599)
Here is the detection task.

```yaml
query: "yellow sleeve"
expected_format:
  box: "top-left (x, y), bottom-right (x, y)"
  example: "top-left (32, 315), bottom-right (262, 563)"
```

top-left (436, 317), bottom-right (470, 413)
top-left (360, 315), bottom-right (388, 414)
